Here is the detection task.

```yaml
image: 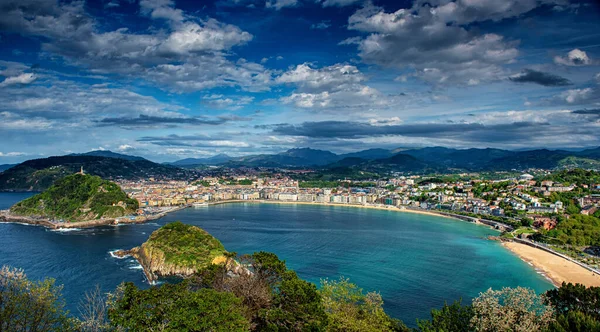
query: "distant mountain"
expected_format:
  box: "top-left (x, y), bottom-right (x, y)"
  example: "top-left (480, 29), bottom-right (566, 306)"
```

top-left (402, 147), bottom-right (513, 169)
top-left (0, 164), bottom-right (16, 172)
top-left (171, 154), bottom-right (232, 166)
top-left (339, 148), bottom-right (393, 160)
top-left (486, 149), bottom-right (572, 170)
top-left (69, 150), bottom-right (147, 161)
top-left (225, 148), bottom-right (342, 168)
top-left (0, 155), bottom-right (191, 191)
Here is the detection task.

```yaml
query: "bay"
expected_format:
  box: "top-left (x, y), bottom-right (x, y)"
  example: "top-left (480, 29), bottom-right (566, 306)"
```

top-left (0, 193), bottom-right (552, 326)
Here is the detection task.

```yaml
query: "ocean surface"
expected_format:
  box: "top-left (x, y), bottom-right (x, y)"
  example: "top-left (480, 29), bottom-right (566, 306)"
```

top-left (0, 193), bottom-right (553, 326)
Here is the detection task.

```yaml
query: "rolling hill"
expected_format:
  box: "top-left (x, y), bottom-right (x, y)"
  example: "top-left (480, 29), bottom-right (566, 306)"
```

top-left (0, 155), bottom-right (191, 191)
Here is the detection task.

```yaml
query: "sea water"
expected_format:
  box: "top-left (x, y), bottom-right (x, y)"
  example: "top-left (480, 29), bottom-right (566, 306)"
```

top-left (0, 193), bottom-right (552, 326)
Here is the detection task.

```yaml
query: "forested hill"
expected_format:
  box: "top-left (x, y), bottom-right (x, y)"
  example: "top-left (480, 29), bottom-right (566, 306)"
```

top-left (0, 155), bottom-right (191, 191)
top-left (10, 173), bottom-right (139, 222)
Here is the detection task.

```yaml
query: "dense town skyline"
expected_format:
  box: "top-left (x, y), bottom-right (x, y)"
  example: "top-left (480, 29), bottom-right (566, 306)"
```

top-left (1, 0), bottom-right (600, 163)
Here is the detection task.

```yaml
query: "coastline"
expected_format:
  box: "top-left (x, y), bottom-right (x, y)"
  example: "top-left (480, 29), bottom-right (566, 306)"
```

top-left (502, 241), bottom-right (600, 288)
top-left (5, 198), bottom-right (592, 287)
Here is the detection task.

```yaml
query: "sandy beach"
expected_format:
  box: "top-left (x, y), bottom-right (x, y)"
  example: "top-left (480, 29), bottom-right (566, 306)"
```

top-left (503, 242), bottom-right (600, 287)
top-left (209, 199), bottom-right (462, 221)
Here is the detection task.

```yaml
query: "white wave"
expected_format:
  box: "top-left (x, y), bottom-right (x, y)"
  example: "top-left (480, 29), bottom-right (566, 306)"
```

top-left (50, 228), bottom-right (82, 232)
top-left (129, 264), bottom-right (144, 270)
top-left (109, 250), bottom-right (129, 259)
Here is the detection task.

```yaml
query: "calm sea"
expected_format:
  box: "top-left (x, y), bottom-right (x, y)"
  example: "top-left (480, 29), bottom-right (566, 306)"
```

top-left (0, 193), bottom-right (553, 326)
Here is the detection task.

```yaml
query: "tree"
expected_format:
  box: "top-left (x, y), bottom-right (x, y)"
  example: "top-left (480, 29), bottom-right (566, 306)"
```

top-left (544, 282), bottom-right (600, 319)
top-left (107, 281), bottom-right (250, 331)
top-left (257, 271), bottom-right (328, 331)
top-left (471, 287), bottom-right (553, 331)
top-left (78, 285), bottom-right (110, 332)
top-left (320, 277), bottom-right (409, 332)
top-left (0, 266), bottom-right (75, 331)
top-left (547, 310), bottom-right (600, 332)
top-left (417, 300), bottom-right (473, 332)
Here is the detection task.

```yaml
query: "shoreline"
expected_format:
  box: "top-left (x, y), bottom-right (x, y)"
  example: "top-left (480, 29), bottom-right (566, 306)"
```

top-left (6, 198), bottom-right (589, 287)
top-left (502, 241), bottom-right (600, 288)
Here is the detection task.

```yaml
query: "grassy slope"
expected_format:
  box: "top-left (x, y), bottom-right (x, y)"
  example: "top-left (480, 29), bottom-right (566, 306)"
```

top-left (10, 173), bottom-right (138, 222)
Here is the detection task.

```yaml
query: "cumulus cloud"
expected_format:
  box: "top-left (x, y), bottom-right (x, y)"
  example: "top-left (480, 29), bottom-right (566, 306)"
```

top-left (344, 1), bottom-right (563, 85)
top-left (554, 49), bottom-right (592, 66)
top-left (0, 73), bottom-right (36, 87)
top-left (509, 69), bottom-right (571, 86)
top-left (0, 0), bottom-right (269, 93)
top-left (276, 63), bottom-right (396, 111)
top-left (277, 63), bottom-right (365, 91)
top-left (140, 0), bottom-right (184, 22)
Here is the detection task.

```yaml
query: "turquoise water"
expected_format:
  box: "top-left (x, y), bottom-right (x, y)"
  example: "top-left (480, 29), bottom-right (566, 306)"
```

top-left (0, 193), bottom-right (553, 326)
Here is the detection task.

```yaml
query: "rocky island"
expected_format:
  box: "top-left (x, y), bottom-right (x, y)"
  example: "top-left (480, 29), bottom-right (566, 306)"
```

top-left (1, 173), bottom-right (140, 227)
top-left (116, 221), bottom-right (228, 282)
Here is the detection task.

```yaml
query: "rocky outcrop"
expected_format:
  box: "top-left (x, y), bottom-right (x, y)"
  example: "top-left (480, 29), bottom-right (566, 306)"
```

top-left (123, 221), bottom-right (228, 282)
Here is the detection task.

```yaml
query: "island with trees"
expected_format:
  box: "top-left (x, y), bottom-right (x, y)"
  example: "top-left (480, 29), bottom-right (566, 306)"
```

top-left (1, 173), bottom-right (140, 228)
top-left (115, 221), bottom-right (228, 282)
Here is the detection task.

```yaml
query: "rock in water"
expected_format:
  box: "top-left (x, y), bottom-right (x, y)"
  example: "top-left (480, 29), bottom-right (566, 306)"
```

top-left (128, 221), bottom-right (228, 282)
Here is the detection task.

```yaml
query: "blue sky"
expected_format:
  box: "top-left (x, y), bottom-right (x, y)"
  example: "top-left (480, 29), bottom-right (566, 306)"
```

top-left (1, 0), bottom-right (600, 163)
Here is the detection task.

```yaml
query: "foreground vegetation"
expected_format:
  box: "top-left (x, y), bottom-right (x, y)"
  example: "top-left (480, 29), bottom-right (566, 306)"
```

top-left (10, 174), bottom-right (138, 222)
top-left (3, 261), bottom-right (600, 331)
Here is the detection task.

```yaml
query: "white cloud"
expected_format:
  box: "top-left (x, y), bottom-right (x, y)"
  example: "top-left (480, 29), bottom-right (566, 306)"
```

top-left (277, 63), bottom-right (365, 91)
top-left (265, 0), bottom-right (298, 10)
top-left (554, 49), bottom-right (592, 66)
top-left (343, 1), bottom-right (563, 85)
top-left (0, 0), bottom-right (268, 93)
top-left (140, 0), bottom-right (184, 22)
top-left (560, 88), bottom-right (594, 104)
top-left (117, 144), bottom-right (135, 152)
top-left (0, 73), bottom-right (36, 87)
top-left (0, 151), bottom-right (26, 157)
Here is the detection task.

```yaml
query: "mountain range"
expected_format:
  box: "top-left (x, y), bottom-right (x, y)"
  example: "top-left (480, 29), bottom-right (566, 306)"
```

top-left (2, 147), bottom-right (600, 191)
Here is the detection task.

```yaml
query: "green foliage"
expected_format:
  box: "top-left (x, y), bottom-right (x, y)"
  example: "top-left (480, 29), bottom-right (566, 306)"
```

top-left (258, 273), bottom-right (328, 331)
top-left (542, 169), bottom-right (600, 187)
top-left (545, 283), bottom-right (600, 319)
top-left (144, 221), bottom-right (226, 268)
top-left (194, 180), bottom-right (211, 187)
top-left (238, 179), bottom-right (253, 185)
top-left (542, 214), bottom-right (600, 246)
top-left (320, 277), bottom-right (408, 332)
top-left (544, 283), bottom-right (600, 332)
top-left (0, 266), bottom-right (76, 331)
top-left (417, 300), bottom-right (473, 332)
top-left (10, 174), bottom-right (138, 222)
top-left (107, 281), bottom-right (250, 331)
top-left (547, 310), bottom-right (600, 332)
top-left (0, 155), bottom-right (190, 191)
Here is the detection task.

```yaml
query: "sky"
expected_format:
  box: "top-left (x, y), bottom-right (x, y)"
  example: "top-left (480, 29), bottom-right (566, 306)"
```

top-left (1, 0), bottom-right (600, 163)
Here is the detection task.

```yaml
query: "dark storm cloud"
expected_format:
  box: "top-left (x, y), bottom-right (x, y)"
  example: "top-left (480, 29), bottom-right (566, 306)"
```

top-left (572, 108), bottom-right (600, 115)
top-left (269, 120), bottom-right (552, 143)
top-left (96, 114), bottom-right (233, 128)
top-left (509, 69), bottom-right (572, 86)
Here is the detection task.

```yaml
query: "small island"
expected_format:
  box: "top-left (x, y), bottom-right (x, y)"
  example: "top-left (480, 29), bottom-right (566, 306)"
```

top-left (115, 221), bottom-right (228, 282)
top-left (1, 172), bottom-right (142, 228)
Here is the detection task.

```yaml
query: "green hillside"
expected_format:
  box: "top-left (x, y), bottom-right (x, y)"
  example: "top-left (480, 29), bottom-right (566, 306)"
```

top-left (0, 155), bottom-right (190, 191)
top-left (10, 173), bottom-right (138, 222)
